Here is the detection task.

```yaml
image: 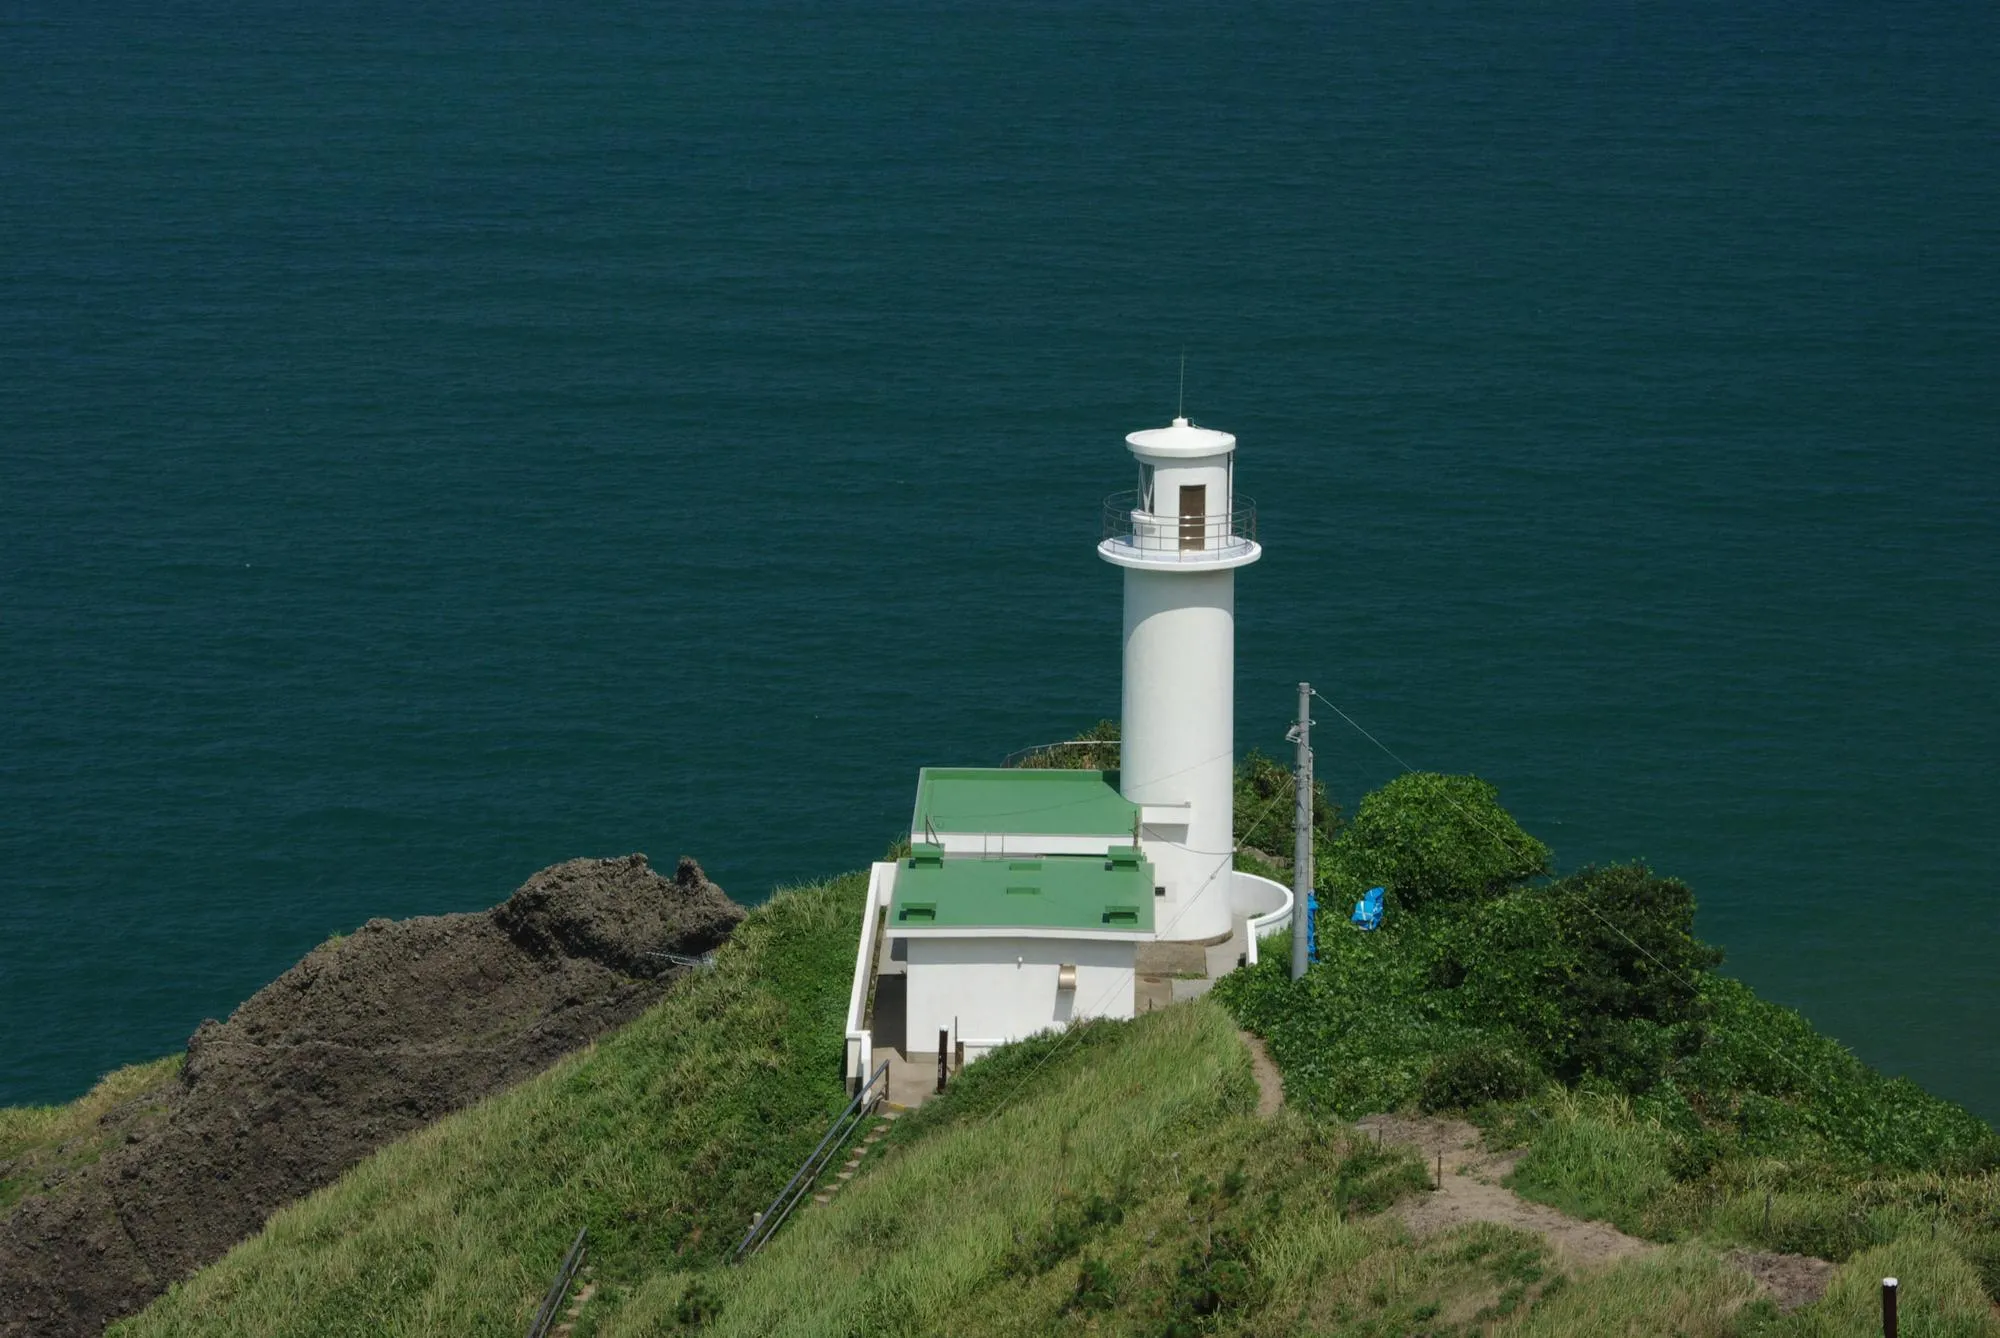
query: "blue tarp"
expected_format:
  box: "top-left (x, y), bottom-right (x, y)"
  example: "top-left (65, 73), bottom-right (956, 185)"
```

top-left (1306, 892), bottom-right (1319, 963)
top-left (1351, 886), bottom-right (1385, 932)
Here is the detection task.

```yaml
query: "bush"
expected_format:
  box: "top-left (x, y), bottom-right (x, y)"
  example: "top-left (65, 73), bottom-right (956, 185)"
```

top-left (1441, 865), bottom-right (1721, 1088)
top-left (1322, 773), bottom-right (1548, 909)
top-left (1069, 1257), bottom-right (1116, 1313)
top-left (1233, 748), bottom-right (1338, 858)
top-left (1010, 718), bottom-right (1120, 770)
top-left (1418, 1046), bottom-right (1543, 1112)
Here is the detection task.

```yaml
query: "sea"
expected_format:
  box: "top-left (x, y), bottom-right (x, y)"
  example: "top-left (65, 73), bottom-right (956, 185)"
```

top-left (3, 0), bottom-right (1995, 1117)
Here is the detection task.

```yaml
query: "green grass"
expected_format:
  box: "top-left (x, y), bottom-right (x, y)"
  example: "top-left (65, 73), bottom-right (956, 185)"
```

top-left (1213, 770), bottom-right (2000, 1327)
top-left (110, 873), bottom-right (865, 1338)
top-left (1492, 1091), bottom-right (2000, 1295)
top-left (581, 1002), bottom-right (1990, 1337)
top-left (586, 1002), bottom-right (1531, 1338)
top-left (88, 761), bottom-right (2000, 1335)
top-left (0, 1054), bottom-right (181, 1210)
top-left (1766, 1238), bottom-right (2000, 1338)
top-left (98, 977), bottom-right (2000, 1337)
top-left (1501, 1245), bottom-right (1763, 1338)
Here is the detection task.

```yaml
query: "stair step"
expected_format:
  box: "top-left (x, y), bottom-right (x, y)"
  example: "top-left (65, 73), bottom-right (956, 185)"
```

top-left (812, 1193), bottom-right (831, 1205)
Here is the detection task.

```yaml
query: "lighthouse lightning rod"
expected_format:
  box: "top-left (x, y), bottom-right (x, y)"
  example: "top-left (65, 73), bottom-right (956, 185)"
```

top-left (1288, 682), bottom-right (1314, 981)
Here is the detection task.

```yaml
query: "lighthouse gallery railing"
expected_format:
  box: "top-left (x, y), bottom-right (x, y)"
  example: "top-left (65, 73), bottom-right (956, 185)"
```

top-left (1100, 491), bottom-right (1258, 562)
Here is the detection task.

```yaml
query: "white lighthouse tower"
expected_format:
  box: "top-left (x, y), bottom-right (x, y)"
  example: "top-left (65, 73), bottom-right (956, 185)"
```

top-left (1098, 417), bottom-right (1261, 943)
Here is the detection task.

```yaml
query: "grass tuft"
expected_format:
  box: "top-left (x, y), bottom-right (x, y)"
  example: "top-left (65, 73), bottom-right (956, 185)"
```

top-left (0, 1055), bottom-right (182, 1210)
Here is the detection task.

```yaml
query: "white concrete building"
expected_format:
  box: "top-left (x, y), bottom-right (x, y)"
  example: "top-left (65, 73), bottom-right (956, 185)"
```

top-left (842, 417), bottom-right (1289, 1092)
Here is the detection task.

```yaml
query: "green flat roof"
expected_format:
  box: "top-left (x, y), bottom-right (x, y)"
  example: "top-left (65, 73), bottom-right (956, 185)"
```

top-left (910, 768), bottom-right (1138, 838)
top-left (890, 853), bottom-right (1156, 933)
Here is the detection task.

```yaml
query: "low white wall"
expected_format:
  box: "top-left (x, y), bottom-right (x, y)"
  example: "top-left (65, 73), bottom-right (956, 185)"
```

top-left (903, 935), bottom-right (1136, 1054)
top-left (929, 832), bottom-right (1128, 857)
top-left (843, 862), bottom-right (895, 1090)
top-left (1229, 869), bottom-right (1294, 967)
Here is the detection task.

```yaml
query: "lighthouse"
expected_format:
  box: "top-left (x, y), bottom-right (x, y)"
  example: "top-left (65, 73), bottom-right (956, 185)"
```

top-left (1097, 417), bottom-right (1261, 943)
top-left (840, 412), bottom-right (1290, 1093)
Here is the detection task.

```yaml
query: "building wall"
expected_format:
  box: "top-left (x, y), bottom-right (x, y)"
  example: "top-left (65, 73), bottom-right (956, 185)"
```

top-left (1121, 565), bottom-right (1237, 941)
top-left (901, 935), bottom-right (1137, 1058)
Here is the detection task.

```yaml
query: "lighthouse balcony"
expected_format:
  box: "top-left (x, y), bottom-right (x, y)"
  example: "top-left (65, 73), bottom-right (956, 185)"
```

top-left (1098, 491), bottom-right (1261, 570)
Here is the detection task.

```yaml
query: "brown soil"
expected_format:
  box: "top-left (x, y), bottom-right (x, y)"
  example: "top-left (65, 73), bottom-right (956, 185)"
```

top-left (0, 854), bottom-right (742, 1338)
top-left (1727, 1248), bottom-right (1838, 1313)
top-left (1355, 1114), bottom-right (1837, 1312)
top-left (1239, 1032), bottom-right (1285, 1118)
top-left (1356, 1114), bottom-right (1653, 1270)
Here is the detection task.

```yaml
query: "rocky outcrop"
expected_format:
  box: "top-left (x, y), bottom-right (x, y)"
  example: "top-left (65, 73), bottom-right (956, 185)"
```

top-left (0, 854), bottom-right (742, 1338)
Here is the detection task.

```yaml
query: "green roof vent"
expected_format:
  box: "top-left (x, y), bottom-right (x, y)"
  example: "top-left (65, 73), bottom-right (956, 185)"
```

top-left (1106, 845), bottom-right (1142, 870)
top-left (909, 843), bottom-right (945, 869)
top-left (1101, 905), bottom-right (1141, 926)
top-left (899, 902), bottom-right (937, 923)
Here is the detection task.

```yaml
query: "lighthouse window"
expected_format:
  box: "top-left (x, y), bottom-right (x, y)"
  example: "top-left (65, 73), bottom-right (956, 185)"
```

top-left (1138, 463), bottom-right (1156, 512)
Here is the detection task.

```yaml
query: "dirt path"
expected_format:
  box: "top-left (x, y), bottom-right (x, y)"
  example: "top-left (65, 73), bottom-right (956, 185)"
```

top-left (1352, 1114), bottom-right (1835, 1312)
top-left (1356, 1114), bottom-right (1652, 1270)
top-left (1238, 1032), bottom-right (1285, 1118)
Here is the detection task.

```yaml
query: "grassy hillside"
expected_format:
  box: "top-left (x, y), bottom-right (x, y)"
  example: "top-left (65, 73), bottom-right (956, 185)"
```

top-left (1215, 771), bottom-right (2000, 1328)
top-left (96, 759), bottom-right (2000, 1335)
top-left (641, 1003), bottom-right (1996, 1338)
top-left (109, 987), bottom-right (2000, 1337)
top-left (109, 873), bottom-right (864, 1338)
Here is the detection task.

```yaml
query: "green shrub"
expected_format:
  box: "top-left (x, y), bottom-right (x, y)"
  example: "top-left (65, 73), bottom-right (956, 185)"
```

top-left (672, 1277), bottom-right (722, 1328)
top-left (1322, 772), bottom-right (1548, 909)
top-left (1069, 1256), bottom-right (1116, 1313)
top-left (1233, 748), bottom-right (1339, 858)
top-left (1010, 718), bottom-right (1120, 770)
top-left (1445, 865), bottom-right (1721, 1087)
top-left (1681, 977), bottom-right (1996, 1172)
top-left (1418, 1046), bottom-right (1543, 1113)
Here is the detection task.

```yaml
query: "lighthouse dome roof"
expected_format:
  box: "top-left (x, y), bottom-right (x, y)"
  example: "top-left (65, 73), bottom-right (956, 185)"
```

top-left (1125, 417), bottom-right (1236, 459)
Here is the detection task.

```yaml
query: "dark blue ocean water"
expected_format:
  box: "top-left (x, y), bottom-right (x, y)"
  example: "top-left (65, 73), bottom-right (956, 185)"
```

top-left (3, 0), bottom-right (1995, 1116)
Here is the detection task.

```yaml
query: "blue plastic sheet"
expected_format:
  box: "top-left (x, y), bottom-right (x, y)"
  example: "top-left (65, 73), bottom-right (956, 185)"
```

top-left (1351, 886), bottom-right (1385, 932)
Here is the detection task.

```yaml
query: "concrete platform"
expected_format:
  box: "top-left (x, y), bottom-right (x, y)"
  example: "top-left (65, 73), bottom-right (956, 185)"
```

top-left (883, 1048), bottom-right (955, 1109)
top-left (1205, 915), bottom-right (1251, 979)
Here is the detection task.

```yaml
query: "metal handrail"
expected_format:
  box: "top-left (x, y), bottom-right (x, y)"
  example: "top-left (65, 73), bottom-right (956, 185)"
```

top-left (525, 1227), bottom-right (588, 1338)
top-left (1000, 738), bottom-right (1123, 768)
top-left (1100, 490), bottom-right (1258, 560)
top-left (734, 1059), bottom-right (890, 1261)
top-left (643, 950), bottom-right (717, 970)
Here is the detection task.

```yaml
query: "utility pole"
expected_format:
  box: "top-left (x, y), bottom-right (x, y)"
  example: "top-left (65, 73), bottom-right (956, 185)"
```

top-left (1288, 682), bottom-right (1313, 981)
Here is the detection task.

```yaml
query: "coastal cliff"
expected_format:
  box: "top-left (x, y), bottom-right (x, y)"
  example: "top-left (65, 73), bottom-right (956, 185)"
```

top-left (0, 854), bottom-right (742, 1338)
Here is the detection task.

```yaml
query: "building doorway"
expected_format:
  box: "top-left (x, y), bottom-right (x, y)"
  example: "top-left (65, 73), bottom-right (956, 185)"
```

top-left (1179, 483), bottom-right (1206, 552)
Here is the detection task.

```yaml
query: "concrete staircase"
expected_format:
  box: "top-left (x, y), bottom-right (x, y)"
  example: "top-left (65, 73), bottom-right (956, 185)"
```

top-left (810, 1108), bottom-right (901, 1206)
